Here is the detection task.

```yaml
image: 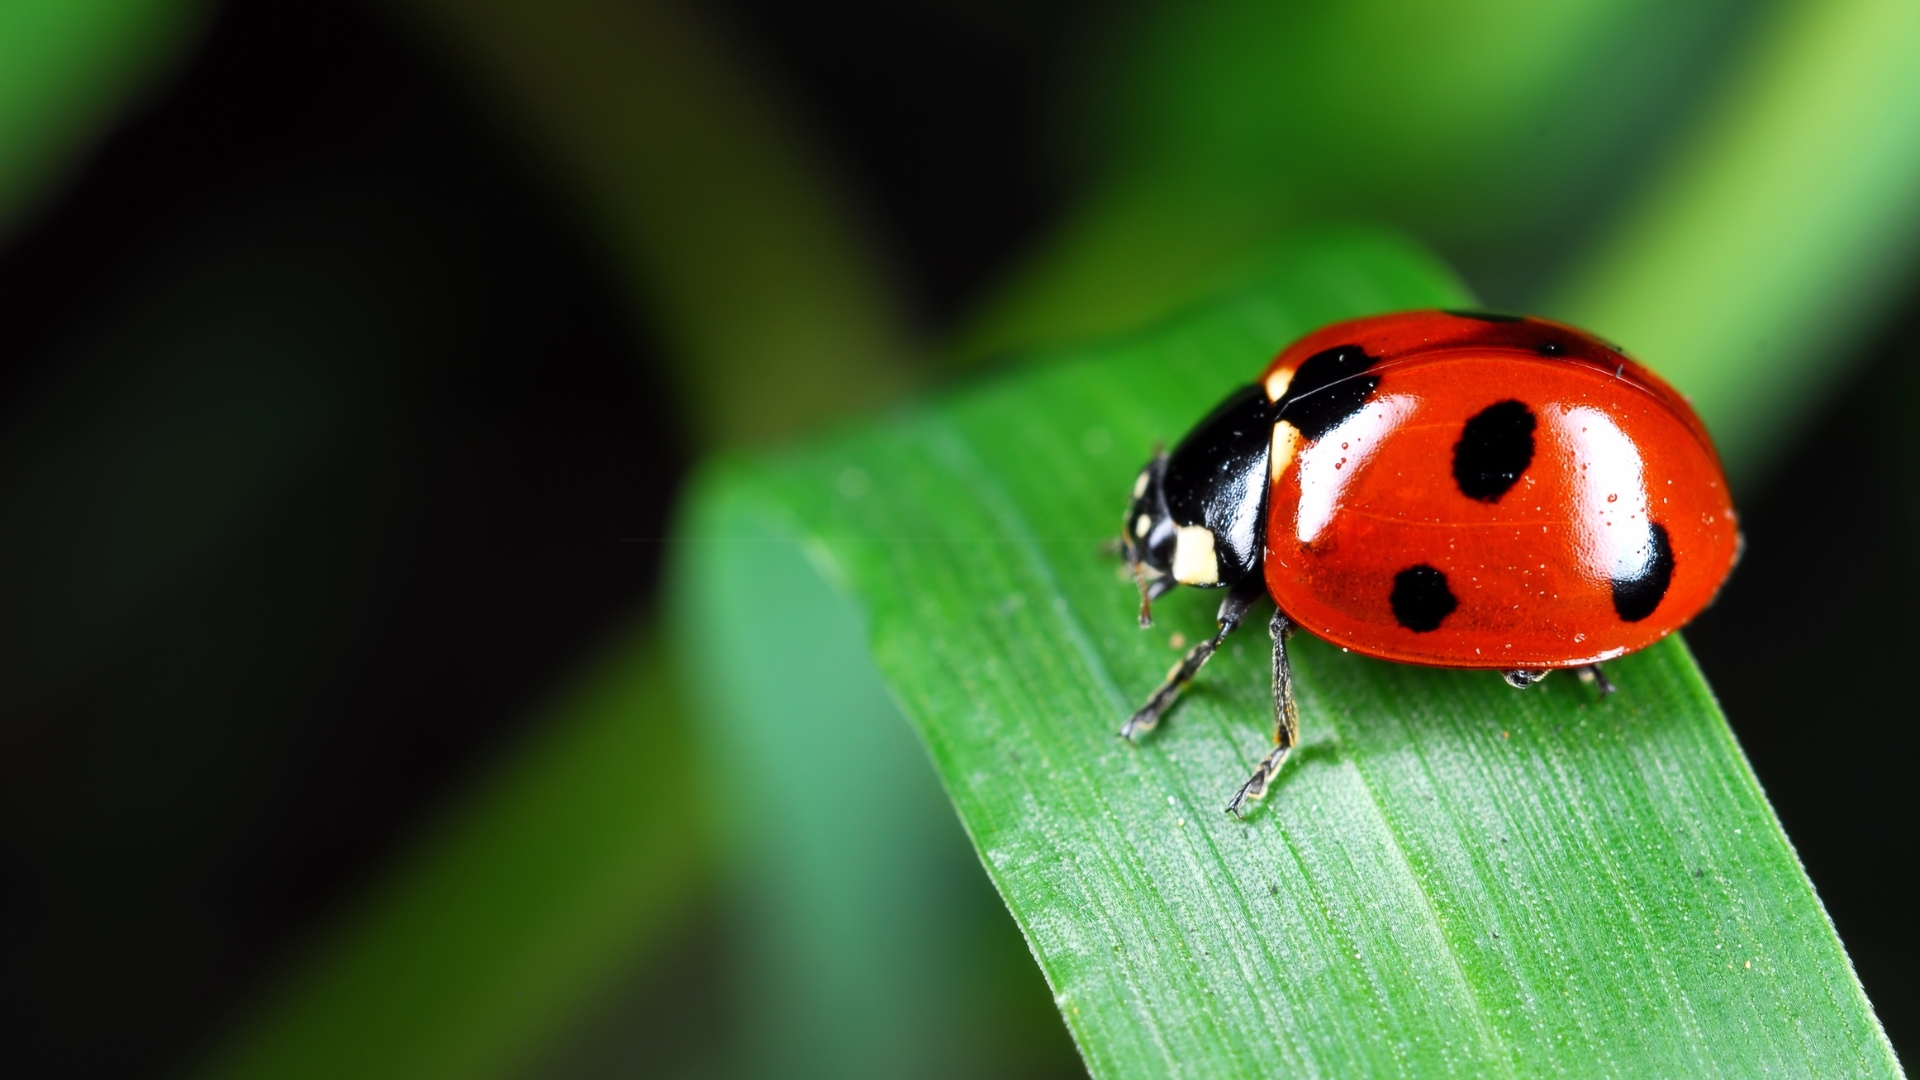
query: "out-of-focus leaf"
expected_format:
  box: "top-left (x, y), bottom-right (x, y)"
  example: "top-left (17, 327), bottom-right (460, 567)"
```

top-left (1083, 0), bottom-right (1744, 239)
top-left (672, 499), bottom-right (1084, 1080)
top-left (187, 3), bottom-right (931, 1074)
top-left (681, 230), bottom-right (1897, 1079)
top-left (0, 0), bottom-right (210, 238)
top-left (1549, 0), bottom-right (1920, 484)
top-left (376, 0), bottom-right (916, 443)
top-left (962, 0), bottom-right (1749, 362)
top-left (197, 619), bottom-right (702, 1080)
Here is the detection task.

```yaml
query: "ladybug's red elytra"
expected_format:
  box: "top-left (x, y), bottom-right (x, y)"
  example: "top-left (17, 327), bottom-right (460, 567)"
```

top-left (1119, 310), bottom-right (1740, 816)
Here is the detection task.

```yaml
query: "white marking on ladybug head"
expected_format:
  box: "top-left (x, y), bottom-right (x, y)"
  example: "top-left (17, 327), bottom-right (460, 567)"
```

top-left (1264, 366), bottom-right (1295, 403)
top-left (1133, 470), bottom-right (1150, 499)
top-left (1270, 420), bottom-right (1302, 482)
top-left (1171, 525), bottom-right (1219, 585)
top-left (1134, 514), bottom-right (1152, 538)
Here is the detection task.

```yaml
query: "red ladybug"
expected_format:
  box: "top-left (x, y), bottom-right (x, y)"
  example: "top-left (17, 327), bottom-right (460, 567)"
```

top-left (1119, 310), bottom-right (1739, 816)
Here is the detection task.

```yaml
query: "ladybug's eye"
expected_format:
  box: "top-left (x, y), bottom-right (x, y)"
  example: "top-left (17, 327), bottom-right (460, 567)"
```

top-left (1146, 520), bottom-right (1177, 568)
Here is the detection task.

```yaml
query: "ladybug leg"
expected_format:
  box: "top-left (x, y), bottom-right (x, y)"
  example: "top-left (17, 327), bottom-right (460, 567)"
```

top-left (1503, 669), bottom-right (1549, 689)
top-left (1226, 609), bottom-right (1299, 818)
top-left (1119, 584), bottom-right (1260, 740)
top-left (1576, 663), bottom-right (1617, 697)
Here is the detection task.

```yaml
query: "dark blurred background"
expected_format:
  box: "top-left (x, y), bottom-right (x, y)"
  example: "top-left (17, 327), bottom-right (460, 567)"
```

top-left (0, 2), bottom-right (1078, 1076)
top-left (0, 0), bottom-right (1913, 1077)
top-left (0, 2), bottom-right (670, 1073)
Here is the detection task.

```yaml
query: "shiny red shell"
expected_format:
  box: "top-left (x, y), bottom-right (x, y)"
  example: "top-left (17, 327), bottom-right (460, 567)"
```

top-left (1260, 311), bottom-right (1738, 669)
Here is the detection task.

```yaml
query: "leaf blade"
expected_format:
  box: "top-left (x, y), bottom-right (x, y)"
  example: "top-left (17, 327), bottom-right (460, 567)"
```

top-left (685, 230), bottom-right (1898, 1079)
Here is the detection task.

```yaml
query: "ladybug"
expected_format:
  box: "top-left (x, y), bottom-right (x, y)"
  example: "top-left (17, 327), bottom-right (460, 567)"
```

top-left (1119, 310), bottom-right (1740, 817)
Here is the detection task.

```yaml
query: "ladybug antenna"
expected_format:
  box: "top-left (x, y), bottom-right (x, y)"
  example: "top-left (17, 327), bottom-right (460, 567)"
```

top-left (1133, 560), bottom-right (1155, 627)
top-left (1126, 445), bottom-right (1173, 628)
top-left (1132, 561), bottom-right (1174, 628)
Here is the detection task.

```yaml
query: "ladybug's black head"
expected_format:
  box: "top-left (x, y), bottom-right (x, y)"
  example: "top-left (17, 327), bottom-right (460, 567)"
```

top-left (1121, 383), bottom-right (1277, 626)
top-left (1121, 451), bottom-right (1181, 626)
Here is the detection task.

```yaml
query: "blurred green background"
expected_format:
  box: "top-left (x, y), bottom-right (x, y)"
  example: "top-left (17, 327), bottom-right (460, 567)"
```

top-left (1, 0), bottom-right (1917, 1076)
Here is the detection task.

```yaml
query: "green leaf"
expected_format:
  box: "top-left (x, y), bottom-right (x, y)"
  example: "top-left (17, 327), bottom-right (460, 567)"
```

top-left (674, 496), bottom-right (1085, 1080)
top-left (679, 229), bottom-right (1898, 1079)
top-left (961, 0), bottom-right (1751, 365)
top-left (1079, 0), bottom-right (1748, 244)
top-left (0, 0), bottom-right (211, 239)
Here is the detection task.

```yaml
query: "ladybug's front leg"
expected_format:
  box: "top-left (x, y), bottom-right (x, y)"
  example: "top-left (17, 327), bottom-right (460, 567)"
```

top-left (1226, 608), bottom-right (1299, 818)
top-left (1119, 584), bottom-right (1261, 741)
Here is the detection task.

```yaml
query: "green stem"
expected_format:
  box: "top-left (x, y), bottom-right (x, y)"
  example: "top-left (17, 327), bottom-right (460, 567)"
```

top-left (379, 0), bottom-right (916, 444)
top-left (195, 3), bottom-right (924, 1077)
top-left (198, 621), bottom-right (703, 1080)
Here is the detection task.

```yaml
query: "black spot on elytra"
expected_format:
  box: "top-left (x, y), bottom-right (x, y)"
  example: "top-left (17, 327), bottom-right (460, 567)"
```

top-left (1276, 344), bottom-right (1381, 440)
top-left (1391, 564), bottom-right (1458, 632)
top-left (1612, 522), bottom-right (1675, 622)
top-left (1453, 400), bottom-right (1537, 502)
top-left (1445, 309), bottom-right (1524, 323)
